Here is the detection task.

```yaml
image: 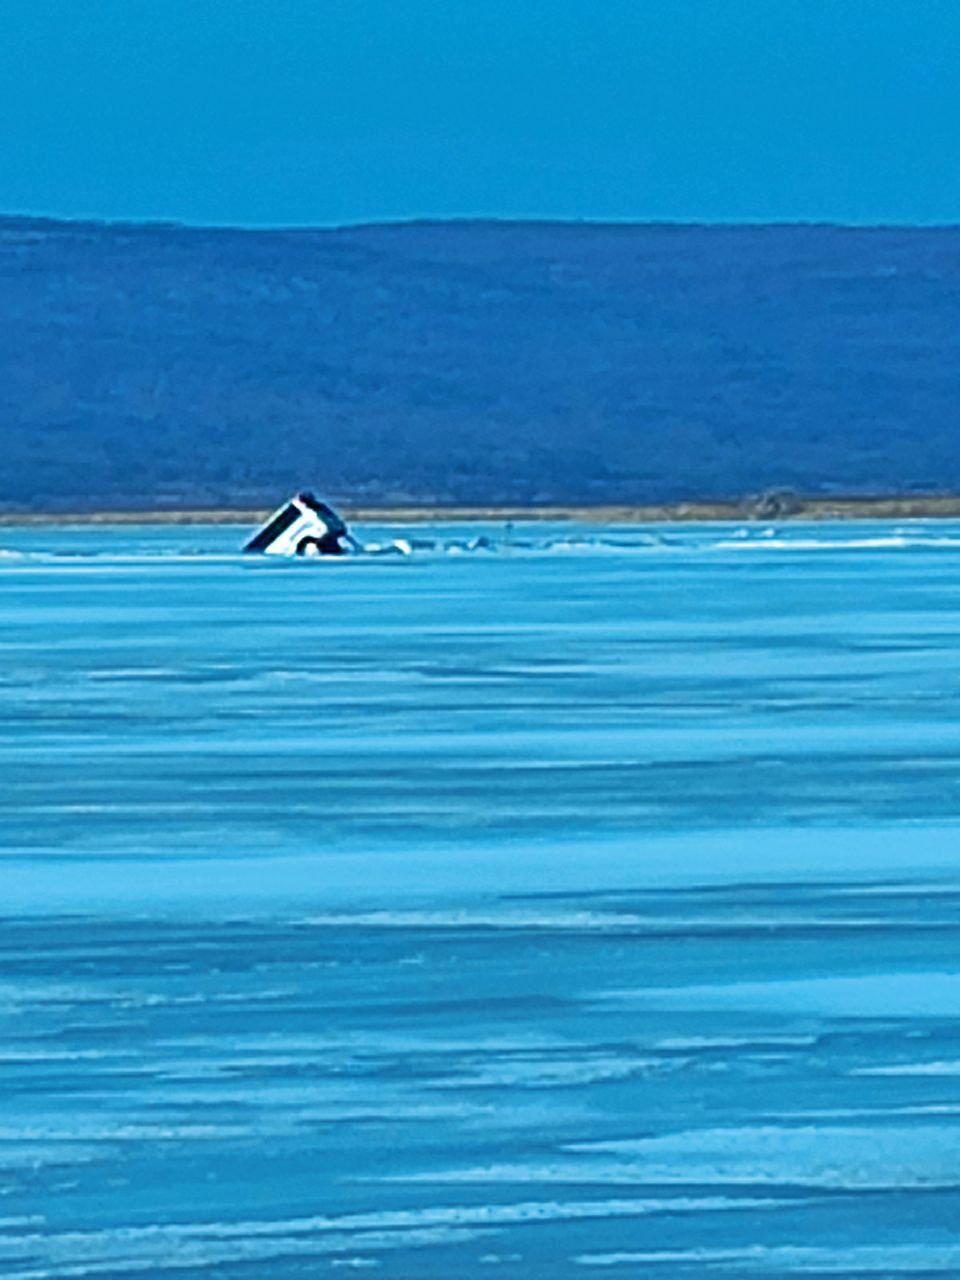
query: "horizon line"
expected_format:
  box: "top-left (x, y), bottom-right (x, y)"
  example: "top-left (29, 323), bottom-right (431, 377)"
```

top-left (4, 210), bottom-right (960, 234)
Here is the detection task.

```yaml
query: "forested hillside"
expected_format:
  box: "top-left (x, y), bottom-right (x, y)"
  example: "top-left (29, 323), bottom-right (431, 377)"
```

top-left (2, 217), bottom-right (958, 511)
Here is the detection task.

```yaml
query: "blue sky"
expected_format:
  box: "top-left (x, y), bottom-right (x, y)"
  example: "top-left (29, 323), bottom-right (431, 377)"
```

top-left (1, 0), bottom-right (957, 226)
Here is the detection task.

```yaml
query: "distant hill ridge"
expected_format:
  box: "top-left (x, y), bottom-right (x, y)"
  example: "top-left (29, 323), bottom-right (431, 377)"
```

top-left (2, 216), bottom-right (958, 511)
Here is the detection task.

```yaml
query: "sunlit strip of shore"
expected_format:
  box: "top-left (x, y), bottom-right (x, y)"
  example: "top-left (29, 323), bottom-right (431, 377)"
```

top-left (6, 495), bottom-right (960, 525)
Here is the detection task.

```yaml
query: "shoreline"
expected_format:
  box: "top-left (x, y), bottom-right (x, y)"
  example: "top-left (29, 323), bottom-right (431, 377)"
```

top-left (6, 497), bottom-right (960, 526)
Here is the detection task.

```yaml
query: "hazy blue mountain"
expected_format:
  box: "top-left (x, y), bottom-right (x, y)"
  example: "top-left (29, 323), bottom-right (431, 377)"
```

top-left (2, 217), bottom-right (958, 510)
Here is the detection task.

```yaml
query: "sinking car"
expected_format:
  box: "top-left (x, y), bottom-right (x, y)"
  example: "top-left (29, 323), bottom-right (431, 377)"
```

top-left (243, 492), bottom-right (358, 557)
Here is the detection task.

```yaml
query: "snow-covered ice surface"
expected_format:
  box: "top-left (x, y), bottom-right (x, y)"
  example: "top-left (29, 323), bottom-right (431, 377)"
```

top-left (4, 519), bottom-right (960, 1277)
